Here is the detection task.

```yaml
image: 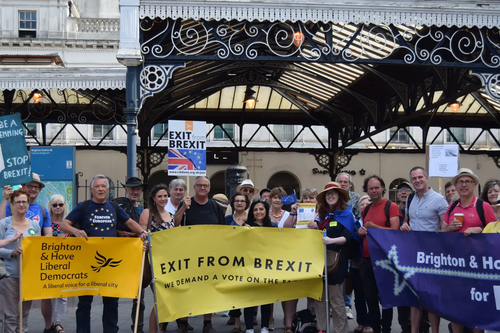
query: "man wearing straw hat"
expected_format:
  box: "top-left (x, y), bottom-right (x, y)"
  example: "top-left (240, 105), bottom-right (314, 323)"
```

top-left (225, 179), bottom-right (259, 216)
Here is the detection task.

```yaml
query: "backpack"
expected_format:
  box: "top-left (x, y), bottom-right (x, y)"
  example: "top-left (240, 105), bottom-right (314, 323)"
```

top-left (448, 198), bottom-right (486, 227)
top-left (406, 193), bottom-right (415, 224)
top-left (292, 309), bottom-right (317, 333)
top-left (363, 200), bottom-right (393, 227)
top-left (112, 197), bottom-right (141, 231)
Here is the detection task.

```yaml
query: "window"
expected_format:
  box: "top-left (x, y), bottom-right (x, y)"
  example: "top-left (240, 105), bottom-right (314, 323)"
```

top-left (19, 11), bottom-right (37, 38)
top-left (389, 127), bottom-right (409, 143)
top-left (274, 125), bottom-right (294, 141)
top-left (446, 127), bottom-right (465, 144)
top-left (92, 125), bottom-right (114, 140)
top-left (153, 124), bottom-right (167, 139)
top-left (24, 123), bottom-right (37, 138)
top-left (214, 124), bottom-right (234, 140)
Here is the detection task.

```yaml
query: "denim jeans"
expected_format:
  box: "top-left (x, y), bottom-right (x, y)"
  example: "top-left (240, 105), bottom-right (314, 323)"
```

top-left (244, 304), bottom-right (272, 330)
top-left (351, 266), bottom-right (369, 327)
top-left (360, 258), bottom-right (393, 333)
top-left (76, 295), bottom-right (119, 333)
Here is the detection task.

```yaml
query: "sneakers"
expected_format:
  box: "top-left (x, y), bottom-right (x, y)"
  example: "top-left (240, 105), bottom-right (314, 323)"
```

top-left (268, 319), bottom-right (275, 331)
top-left (221, 311), bottom-right (230, 317)
top-left (261, 328), bottom-right (269, 333)
top-left (203, 323), bottom-right (217, 333)
top-left (246, 330), bottom-right (254, 333)
top-left (345, 306), bottom-right (354, 319)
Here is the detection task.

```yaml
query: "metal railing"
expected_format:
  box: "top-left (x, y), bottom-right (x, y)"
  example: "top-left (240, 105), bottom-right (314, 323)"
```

top-left (76, 18), bottom-right (119, 33)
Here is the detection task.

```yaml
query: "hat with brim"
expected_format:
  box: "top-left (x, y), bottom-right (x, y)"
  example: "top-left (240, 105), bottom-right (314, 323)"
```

top-left (212, 194), bottom-right (229, 208)
top-left (120, 177), bottom-right (148, 190)
top-left (451, 168), bottom-right (479, 186)
top-left (24, 172), bottom-right (45, 189)
top-left (236, 179), bottom-right (259, 195)
top-left (316, 182), bottom-right (350, 205)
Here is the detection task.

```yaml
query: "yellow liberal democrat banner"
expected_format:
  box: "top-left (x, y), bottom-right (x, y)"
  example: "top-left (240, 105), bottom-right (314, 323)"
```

top-left (22, 237), bottom-right (143, 300)
top-left (151, 225), bottom-right (324, 322)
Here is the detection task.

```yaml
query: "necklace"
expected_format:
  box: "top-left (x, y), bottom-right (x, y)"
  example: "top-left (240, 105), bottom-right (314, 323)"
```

top-left (270, 209), bottom-right (283, 220)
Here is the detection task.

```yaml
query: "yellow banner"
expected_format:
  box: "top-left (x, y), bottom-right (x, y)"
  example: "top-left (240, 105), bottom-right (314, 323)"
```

top-left (22, 237), bottom-right (143, 300)
top-left (150, 225), bottom-right (324, 322)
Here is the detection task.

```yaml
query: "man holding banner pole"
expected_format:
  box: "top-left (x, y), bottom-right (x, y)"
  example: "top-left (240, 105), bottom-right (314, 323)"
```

top-left (400, 167), bottom-right (449, 333)
top-left (173, 176), bottom-right (225, 333)
top-left (60, 174), bottom-right (148, 333)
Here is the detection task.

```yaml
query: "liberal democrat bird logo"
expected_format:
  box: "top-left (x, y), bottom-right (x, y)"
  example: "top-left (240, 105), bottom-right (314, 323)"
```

top-left (91, 251), bottom-right (122, 273)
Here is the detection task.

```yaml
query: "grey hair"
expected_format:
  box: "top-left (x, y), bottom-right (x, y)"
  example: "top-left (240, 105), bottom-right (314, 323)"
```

top-left (90, 174), bottom-right (109, 188)
top-left (47, 194), bottom-right (69, 218)
top-left (335, 172), bottom-right (352, 183)
top-left (409, 166), bottom-right (428, 178)
top-left (194, 176), bottom-right (210, 186)
top-left (169, 179), bottom-right (187, 191)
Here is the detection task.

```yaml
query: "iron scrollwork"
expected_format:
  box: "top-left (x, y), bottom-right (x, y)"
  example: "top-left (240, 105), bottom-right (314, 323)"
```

top-left (140, 18), bottom-right (500, 68)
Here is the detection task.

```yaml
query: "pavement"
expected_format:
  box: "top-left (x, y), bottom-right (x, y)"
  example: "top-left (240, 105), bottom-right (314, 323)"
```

top-left (12, 291), bottom-right (453, 333)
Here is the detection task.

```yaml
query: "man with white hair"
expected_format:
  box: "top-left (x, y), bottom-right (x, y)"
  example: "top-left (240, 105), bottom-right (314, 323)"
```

top-left (336, 172), bottom-right (361, 220)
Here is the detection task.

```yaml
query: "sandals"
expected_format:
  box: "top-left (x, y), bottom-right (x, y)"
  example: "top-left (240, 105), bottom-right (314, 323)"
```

top-left (362, 327), bottom-right (374, 333)
top-left (284, 327), bottom-right (294, 333)
top-left (354, 325), bottom-right (364, 333)
top-left (53, 324), bottom-right (65, 333)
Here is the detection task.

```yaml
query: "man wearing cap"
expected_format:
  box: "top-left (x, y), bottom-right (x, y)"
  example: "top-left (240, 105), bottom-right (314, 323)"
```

top-left (225, 179), bottom-right (259, 216)
top-left (400, 167), bottom-right (448, 333)
top-left (173, 176), bottom-right (225, 333)
top-left (260, 188), bottom-right (271, 203)
top-left (396, 182), bottom-right (413, 226)
top-left (0, 172), bottom-right (51, 236)
top-left (336, 172), bottom-right (361, 220)
top-left (114, 177), bottom-right (148, 333)
top-left (441, 168), bottom-right (496, 236)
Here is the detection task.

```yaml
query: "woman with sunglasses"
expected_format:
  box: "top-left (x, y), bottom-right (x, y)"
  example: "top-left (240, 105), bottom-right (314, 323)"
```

top-left (40, 195), bottom-right (70, 333)
top-left (243, 199), bottom-right (276, 333)
top-left (0, 188), bottom-right (41, 333)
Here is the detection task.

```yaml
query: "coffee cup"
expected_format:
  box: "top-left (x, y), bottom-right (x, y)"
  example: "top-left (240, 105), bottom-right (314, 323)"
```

top-left (454, 213), bottom-right (464, 225)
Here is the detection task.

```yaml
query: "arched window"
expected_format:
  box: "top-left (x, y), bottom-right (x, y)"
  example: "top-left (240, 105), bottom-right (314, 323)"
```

top-left (389, 178), bottom-right (409, 204)
top-left (148, 170), bottom-right (177, 196)
top-left (267, 172), bottom-right (301, 200)
top-left (209, 171), bottom-right (229, 198)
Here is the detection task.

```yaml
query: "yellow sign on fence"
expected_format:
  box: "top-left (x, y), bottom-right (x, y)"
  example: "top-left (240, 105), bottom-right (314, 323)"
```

top-left (150, 225), bottom-right (325, 323)
top-left (22, 237), bottom-right (143, 300)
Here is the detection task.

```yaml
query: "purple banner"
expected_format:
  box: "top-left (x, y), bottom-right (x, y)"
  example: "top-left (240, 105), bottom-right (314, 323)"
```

top-left (367, 230), bottom-right (500, 331)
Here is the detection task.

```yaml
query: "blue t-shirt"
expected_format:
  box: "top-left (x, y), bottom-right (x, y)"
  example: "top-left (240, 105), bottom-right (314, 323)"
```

top-left (6, 201), bottom-right (51, 231)
top-left (135, 205), bottom-right (144, 218)
top-left (66, 200), bottom-right (130, 237)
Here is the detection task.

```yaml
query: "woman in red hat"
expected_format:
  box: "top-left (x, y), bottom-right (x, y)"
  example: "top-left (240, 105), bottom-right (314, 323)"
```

top-left (308, 182), bottom-right (357, 333)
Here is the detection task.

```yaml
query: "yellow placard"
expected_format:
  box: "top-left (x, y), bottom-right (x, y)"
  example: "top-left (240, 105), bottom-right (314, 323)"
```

top-left (22, 237), bottom-right (143, 300)
top-left (151, 225), bottom-right (324, 323)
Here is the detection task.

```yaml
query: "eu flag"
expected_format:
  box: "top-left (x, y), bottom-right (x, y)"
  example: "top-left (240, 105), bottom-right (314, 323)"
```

top-left (281, 194), bottom-right (297, 205)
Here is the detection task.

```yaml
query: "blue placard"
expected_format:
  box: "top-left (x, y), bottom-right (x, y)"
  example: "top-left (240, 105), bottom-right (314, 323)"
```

top-left (0, 114), bottom-right (32, 187)
top-left (30, 146), bottom-right (75, 181)
top-left (367, 230), bottom-right (500, 331)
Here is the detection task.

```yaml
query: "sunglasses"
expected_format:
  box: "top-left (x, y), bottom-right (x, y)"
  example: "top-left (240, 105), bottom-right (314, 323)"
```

top-left (52, 203), bottom-right (64, 208)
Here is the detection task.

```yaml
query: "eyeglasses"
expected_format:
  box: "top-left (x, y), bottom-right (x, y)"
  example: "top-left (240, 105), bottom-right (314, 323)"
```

top-left (457, 180), bottom-right (475, 186)
top-left (14, 201), bottom-right (28, 206)
top-left (195, 184), bottom-right (210, 188)
top-left (252, 199), bottom-right (266, 203)
top-left (398, 188), bottom-right (412, 193)
top-left (26, 185), bottom-right (40, 190)
top-left (234, 200), bottom-right (246, 203)
top-left (52, 203), bottom-right (64, 208)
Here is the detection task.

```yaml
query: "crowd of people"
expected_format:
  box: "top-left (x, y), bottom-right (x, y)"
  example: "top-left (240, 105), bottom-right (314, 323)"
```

top-left (0, 166), bottom-right (498, 333)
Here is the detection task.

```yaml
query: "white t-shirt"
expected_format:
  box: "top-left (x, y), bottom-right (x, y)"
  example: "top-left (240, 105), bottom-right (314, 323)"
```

top-left (277, 211), bottom-right (290, 228)
top-left (166, 198), bottom-right (178, 215)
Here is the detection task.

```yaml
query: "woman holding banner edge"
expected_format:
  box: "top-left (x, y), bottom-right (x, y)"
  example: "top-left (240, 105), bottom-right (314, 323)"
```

top-left (307, 182), bottom-right (355, 333)
top-left (0, 188), bottom-right (41, 333)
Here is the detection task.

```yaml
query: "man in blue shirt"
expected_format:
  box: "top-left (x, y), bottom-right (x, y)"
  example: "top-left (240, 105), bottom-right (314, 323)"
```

top-left (0, 172), bottom-right (51, 236)
top-left (60, 174), bottom-right (147, 333)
